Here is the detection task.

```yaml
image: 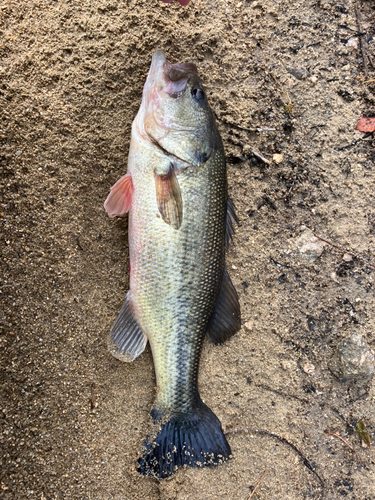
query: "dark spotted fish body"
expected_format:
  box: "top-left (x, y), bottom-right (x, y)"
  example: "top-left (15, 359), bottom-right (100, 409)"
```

top-left (104, 51), bottom-right (240, 478)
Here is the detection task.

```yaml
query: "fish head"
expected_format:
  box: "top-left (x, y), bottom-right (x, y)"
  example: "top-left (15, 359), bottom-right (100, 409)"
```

top-left (136, 51), bottom-right (220, 168)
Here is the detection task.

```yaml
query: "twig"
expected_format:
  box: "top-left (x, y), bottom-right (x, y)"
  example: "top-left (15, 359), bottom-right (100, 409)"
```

top-left (341, 157), bottom-right (351, 178)
top-left (227, 137), bottom-right (271, 165)
top-left (225, 427), bottom-right (324, 486)
top-left (248, 148), bottom-right (271, 165)
top-left (77, 236), bottom-right (85, 251)
top-left (325, 430), bottom-right (366, 467)
top-left (258, 196), bottom-right (276, 210)
top-left (217, 116), bottom-right (275, 133)
top-left (248, 468), bottom-right (268, 500)
top-left (330, 407), bottom-right (355, 429)
top-left (255, 383), bottom-right (309, 403)
top-left (90, 383), bottom-right (95, 410)
top-left (306, 41), bottom-right (321, 48)
top-left (339, 23), bottom-right (366, 35)
top-left (313, 234), bottom-right (375, 270)
top-left (226, 120), bottom-right (253, 132)
top-left (310, 123), bottom-right (326, 129)
top-left (355, 5), bottom-right (369, 79)
top-left (334, 137), bottom-right (362, 151)
top-left (335, 132), bottom-right (373, 151)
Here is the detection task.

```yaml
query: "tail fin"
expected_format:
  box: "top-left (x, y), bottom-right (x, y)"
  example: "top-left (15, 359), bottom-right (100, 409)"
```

top-left (137, 399), bottom-right (231, 478)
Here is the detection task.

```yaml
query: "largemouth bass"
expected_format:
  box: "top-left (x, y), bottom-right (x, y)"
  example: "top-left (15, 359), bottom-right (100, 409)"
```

top-left (104, 51), bottom-right (241, 479)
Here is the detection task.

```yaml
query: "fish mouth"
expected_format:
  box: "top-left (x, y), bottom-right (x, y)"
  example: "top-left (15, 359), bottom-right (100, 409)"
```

top-left (150, 50), bottom-right (198, 98)
top-left (137, 51), bottom-right (203, 167)
top-left (139, 51), bottom-right (198, 135)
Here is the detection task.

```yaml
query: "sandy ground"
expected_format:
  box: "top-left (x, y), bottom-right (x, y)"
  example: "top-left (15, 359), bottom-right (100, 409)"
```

top-left (1, 0), bottom-right (375, 498)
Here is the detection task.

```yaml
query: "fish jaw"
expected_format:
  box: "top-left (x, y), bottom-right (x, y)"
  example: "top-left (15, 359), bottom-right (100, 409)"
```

top-left (134, 51), bottom-right (215, 168)
top-left (135, 51), bottom-right (197, 140)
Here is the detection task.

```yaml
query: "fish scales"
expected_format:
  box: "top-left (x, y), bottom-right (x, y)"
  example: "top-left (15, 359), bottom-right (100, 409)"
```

top-left (130, 148), bottom-right (226, 413)
top-left (104, 51), bottom-right (241, 478)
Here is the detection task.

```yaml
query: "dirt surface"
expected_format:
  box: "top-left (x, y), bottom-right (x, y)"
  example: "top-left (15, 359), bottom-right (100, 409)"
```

top-left (1, 0), bottom-right (375, 498)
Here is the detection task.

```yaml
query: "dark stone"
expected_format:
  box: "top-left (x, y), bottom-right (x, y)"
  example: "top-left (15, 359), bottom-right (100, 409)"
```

top-left (286, 67), bottom-right (310, 80)
top-left (330, 333), bottom-right (375, 381)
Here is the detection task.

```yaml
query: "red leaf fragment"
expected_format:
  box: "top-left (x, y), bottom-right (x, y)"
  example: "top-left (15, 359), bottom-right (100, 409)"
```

top-left (356, 114), bottom-right (375, 133)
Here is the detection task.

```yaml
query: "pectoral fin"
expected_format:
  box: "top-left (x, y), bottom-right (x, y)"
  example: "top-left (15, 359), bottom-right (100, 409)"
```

top-left (155, 165), bottom-right (183, 229)
top-left (206, 267), bottom-right (241, 344)
top-left (104, 173), bottom-right (134, 218)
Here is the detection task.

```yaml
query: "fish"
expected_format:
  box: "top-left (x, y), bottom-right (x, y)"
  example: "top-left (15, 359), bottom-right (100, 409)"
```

top-left (104, 50), bottom-right (241, 479)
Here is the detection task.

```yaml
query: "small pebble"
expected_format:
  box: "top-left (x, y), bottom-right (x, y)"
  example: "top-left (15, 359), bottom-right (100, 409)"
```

top-left (272, 153), bottom-right (283, 164)
top-left (286, 67), bottom-right (310, 80)
top-left (296, 228), bottom-right (325, 263)
top-left (346, 37), bottom-right (358, 49)
top-left (331, 271), bottom-right (339, 283)
top-left (303, 362), bottom-right (315, 374)
top-left (329, 333), bottom-right (375, 381)
top-left (244, 321), bottom-right (254, 331)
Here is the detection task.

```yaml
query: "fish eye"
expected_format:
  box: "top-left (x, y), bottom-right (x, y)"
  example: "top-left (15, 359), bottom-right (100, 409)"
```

top-left (191, 87), bottom-right (205, 101)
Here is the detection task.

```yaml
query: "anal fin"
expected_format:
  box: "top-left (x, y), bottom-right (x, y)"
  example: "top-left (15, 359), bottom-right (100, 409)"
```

top-left (108, 292), bottom-right (147, 362)
top-left (206, 267), bottom-right (241, 344)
